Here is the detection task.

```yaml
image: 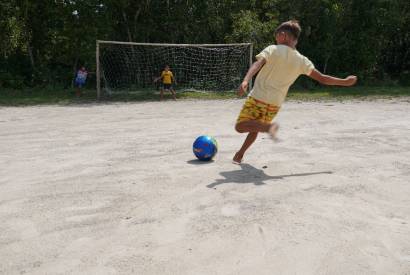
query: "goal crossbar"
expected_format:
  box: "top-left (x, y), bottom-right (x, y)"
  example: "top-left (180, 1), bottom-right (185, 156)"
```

top-left (97, 40), bottom-right (252, 47)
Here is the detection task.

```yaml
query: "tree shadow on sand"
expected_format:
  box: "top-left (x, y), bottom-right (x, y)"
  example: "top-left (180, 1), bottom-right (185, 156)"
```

top-left (207, 163), bottom-right (332, 188)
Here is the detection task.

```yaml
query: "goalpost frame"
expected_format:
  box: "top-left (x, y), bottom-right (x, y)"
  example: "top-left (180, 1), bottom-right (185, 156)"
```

top-left (96, 41), bottom-right (101, 99)
top-left (96, 40), bottom-right (253, 99)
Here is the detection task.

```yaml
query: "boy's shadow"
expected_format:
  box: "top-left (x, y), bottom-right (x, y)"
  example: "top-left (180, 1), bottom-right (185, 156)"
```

top-left (207, 163), bottom-right (332, 188)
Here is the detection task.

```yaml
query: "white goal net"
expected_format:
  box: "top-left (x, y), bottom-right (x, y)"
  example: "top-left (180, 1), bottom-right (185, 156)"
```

top-left (96, 41), bottom-right (253, 98)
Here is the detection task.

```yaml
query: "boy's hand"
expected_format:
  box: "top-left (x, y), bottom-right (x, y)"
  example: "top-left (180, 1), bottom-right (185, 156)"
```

top-left (238, 81), bottom-right (248, 96)
top-left (345, 75), bottom-right (358, 86)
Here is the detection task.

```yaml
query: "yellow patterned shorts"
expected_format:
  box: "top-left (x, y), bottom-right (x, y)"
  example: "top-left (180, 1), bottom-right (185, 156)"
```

top-left (236, 97), bottom-right (280, 124)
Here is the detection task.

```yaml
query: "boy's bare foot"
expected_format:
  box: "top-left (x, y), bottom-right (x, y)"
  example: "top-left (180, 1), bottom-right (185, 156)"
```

top-left (232, 152), bottom-right (243, 164)
top-left (268, 123), bottom-right (279, 139)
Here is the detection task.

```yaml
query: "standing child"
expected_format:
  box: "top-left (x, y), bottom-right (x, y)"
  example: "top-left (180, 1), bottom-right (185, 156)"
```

top-left (75, 66), bottom-right (88, 97)
top-left (154, 65), bottom-right (177, 101)
top-left (233, 20), bottom-right (357, 164)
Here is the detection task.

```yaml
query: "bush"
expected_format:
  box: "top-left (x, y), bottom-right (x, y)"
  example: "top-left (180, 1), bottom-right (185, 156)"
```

top-left (0, 72), bottom-right (25, 89)
top-left (399, 71), bottom-right (410, 86)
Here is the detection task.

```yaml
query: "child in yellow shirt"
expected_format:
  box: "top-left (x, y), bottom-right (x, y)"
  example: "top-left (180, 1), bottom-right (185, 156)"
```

top-left (155, 65), bottom-right (177, 101)
top-left (233, 20), bottom-right (357, 164)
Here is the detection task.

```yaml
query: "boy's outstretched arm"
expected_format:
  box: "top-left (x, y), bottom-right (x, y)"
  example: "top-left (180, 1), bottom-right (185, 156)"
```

top-left (309, 69), bottom-right (357, 86)
top-left (238, 58), bottom-right (266, 96)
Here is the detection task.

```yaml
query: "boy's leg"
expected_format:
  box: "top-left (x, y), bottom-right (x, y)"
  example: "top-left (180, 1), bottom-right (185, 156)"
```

top-left (232, 97), bottom-right (280, 163)
top-left (232, 122), bottom-right (278, 164)
top-left (233, 132), bottom-right (258, 164)
top-left (170, 88), bottom-right (177, 100)
top-left (75, 84), bottom-right (81, 97)
top-left (235, 120), bottom-right (279, 136)
top-left (160, 89), bottom-right (164, 101)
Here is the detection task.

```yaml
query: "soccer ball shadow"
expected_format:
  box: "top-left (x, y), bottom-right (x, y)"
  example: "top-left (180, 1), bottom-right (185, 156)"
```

top-left (187, 159), bottom-right (215, 165)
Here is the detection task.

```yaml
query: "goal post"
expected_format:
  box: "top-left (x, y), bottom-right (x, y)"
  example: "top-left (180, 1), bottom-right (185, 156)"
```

top-left (96, 40), bottom-right (253, 99)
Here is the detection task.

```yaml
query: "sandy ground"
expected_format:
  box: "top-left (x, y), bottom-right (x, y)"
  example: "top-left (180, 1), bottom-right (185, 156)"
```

top-left (0, 98), bottom-right (409, 275)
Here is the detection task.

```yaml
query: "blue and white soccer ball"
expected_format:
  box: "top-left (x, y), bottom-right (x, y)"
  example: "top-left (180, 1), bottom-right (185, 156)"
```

top-left (193, 135), bottom-right (218, 161)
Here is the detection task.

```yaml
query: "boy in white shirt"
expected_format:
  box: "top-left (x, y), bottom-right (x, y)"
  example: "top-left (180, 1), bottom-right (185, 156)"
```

top-left (75, 66), bottom-right (88, 97)
top-left (233, 20), bottom-right (357, 164)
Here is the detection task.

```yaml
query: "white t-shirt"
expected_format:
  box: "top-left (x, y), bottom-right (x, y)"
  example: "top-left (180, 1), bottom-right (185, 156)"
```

top-left (249, 44), bottom-right (315, 106)
top-left (76, 70), bottom-right (88, 82)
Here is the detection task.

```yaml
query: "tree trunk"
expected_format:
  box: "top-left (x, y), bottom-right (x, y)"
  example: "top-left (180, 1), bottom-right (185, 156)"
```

top-left (24, 0), bottom-right (36, 73)
top-left (122, 10), bottom-right (133, 42)
top-left (71, 56), bottom-right (79, 88)
top-left (27, 41), bottom-right (35, 71)
top-left (324, 55), bottom-right (330, 74)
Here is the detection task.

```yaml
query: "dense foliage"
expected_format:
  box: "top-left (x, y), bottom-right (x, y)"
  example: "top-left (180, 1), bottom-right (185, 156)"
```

top-left (1, 0), bottom-right (409, 88)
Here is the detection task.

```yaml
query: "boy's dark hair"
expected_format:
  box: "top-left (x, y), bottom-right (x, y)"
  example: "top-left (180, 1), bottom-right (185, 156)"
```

top-left (275, 20), bottom-right (301, 40)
